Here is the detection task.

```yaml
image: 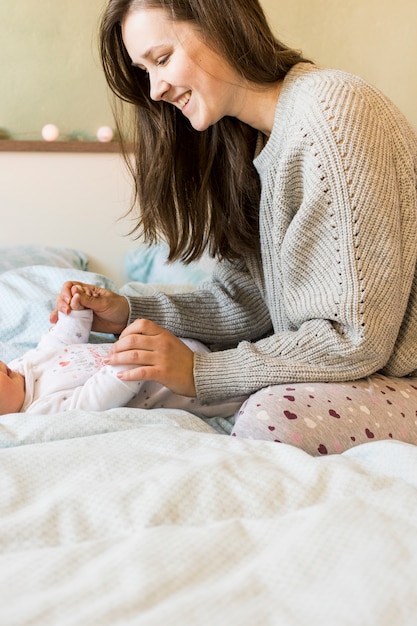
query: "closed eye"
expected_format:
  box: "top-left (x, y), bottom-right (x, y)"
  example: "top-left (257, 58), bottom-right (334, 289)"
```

top-left (156, 55), bottom-right (170, 67)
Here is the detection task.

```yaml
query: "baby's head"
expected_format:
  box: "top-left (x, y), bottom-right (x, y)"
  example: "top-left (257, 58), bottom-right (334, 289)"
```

top-left (0, 361), bottom-right (25, 415)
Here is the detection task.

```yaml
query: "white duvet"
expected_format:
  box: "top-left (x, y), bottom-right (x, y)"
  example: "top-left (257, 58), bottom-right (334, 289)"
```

top-left (0, 408), bottom-right (416, 626)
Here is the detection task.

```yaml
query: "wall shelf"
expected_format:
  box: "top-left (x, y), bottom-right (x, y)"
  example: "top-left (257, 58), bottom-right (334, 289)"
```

top-left (0, 140), bottom-right (123, 153)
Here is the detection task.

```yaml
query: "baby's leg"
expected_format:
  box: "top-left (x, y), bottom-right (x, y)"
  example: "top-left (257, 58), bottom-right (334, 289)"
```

top-left (126, 379), bottom-right (244, 418)
top-left (232, 374), bottom-right (417, 455)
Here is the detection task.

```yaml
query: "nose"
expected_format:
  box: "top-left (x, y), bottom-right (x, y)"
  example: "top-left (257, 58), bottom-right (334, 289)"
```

top-left (149, 70), bottom-right (169, 102)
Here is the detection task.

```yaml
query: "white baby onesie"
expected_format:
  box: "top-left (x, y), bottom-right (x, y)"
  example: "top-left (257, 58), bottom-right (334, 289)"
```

top-left (9, 310), bottom-right (242, 417)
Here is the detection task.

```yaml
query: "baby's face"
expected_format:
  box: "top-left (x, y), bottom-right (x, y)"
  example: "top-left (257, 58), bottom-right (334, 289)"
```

top-left (0, 361), bottom-right (25, 415)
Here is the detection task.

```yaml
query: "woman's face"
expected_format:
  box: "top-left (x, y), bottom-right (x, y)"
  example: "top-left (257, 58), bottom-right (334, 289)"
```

top-left (122, 8), bottom-right (245, 131)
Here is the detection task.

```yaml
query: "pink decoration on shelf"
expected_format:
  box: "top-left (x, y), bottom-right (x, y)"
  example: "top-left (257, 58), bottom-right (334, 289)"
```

top-left (41, 124), bottom-right (59, 142)
top-left (96, 126), bottom-right (114, 143)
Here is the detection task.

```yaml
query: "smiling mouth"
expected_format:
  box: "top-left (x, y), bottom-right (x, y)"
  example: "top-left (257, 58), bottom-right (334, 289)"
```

top-left (176, 90), bottom-right (191, 111)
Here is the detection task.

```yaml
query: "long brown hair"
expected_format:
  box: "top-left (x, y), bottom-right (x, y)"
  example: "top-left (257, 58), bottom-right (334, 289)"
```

top-left (100, 0), bottom-right (308, 262)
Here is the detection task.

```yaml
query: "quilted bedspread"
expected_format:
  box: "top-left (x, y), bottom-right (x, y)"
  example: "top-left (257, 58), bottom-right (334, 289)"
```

top-left (0, 408), bottom-right (416, 626)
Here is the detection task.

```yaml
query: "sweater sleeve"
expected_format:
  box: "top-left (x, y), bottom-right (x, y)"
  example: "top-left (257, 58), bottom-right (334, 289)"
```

top-left (127, 258), bottom-right (272, 347)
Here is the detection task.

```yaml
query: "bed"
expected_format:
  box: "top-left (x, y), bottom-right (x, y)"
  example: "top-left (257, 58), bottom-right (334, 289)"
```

top-left (1, 244), bottom-right (417, 626)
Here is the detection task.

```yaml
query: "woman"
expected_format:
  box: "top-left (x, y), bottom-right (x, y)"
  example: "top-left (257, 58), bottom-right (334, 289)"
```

top-left (54, 0), bottom-right (417, 455)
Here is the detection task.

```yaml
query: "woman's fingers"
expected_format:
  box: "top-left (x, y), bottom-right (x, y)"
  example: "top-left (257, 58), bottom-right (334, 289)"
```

top-left (118, 317), bottom-right (162, 339)
top-left (107, 320), bottom-right (197, 396)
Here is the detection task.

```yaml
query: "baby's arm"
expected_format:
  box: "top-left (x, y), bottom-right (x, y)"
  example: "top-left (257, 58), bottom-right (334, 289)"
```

top-left (38, 309), bottom-right (93, 350)
top-left (39, 283), bottom-right (95, 350)
top-left (63, 363), bottom-right (142, 412)
top-left (64, 339), bottom-right (212, 412)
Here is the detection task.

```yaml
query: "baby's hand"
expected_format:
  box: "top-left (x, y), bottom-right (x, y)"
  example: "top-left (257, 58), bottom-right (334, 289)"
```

top-left (69, 285), bottom-right (90, 311)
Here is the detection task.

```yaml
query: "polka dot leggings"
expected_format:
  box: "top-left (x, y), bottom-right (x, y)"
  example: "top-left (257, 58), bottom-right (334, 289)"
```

top-left (231, 373), bottom-right (417, 456)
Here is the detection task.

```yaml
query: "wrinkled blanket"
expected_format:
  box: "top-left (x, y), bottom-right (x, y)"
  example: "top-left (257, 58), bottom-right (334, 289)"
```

top-left (0, 408), bottom-right (416, 626)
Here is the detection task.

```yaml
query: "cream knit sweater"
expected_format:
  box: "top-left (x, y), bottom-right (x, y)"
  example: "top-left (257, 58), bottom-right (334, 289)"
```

top-left (129, 63), bottom-right (417, 403)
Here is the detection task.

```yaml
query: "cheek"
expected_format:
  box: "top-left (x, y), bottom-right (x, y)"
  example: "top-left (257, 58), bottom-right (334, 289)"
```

top-left (179, 57), bottom-right (199, 85)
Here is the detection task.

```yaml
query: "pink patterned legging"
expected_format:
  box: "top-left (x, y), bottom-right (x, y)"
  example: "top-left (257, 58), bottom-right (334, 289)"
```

top-left (231, 373), bottom-right (417, 456)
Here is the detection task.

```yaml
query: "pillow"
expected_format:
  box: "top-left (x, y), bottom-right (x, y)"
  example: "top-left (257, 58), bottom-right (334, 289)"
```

top-left (0, 245), bottom-right (89, 273)
top-left (0, 266), bottom-right (117, 363)
top-left (125, 243), bottom-right (215, 286)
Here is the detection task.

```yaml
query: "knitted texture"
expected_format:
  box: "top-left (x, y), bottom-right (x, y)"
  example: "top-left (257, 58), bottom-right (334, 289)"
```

top-left (128, 63), bottom-right (417, 402)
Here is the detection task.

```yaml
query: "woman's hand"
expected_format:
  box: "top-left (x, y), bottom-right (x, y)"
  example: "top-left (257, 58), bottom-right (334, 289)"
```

top-left (50, 282), bottom-right (130, 335)
top-left (106, 318), bottom-right (197, 397)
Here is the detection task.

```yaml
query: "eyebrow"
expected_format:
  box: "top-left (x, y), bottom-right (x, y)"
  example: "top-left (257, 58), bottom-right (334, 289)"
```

top-left (142, 47), bottom-right (155, 59)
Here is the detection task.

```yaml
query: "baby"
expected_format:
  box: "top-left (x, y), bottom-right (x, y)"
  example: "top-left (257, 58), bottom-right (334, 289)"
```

top-left (0, 292), bottom-right (242, 418)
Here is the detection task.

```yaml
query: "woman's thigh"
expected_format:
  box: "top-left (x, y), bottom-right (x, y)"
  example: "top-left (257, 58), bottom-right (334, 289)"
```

top-left (232, 373), bottom-right (417, 455)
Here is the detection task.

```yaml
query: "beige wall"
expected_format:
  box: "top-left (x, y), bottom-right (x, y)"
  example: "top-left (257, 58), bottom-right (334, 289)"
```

top-left (262, 0), bottom-right (417, 130)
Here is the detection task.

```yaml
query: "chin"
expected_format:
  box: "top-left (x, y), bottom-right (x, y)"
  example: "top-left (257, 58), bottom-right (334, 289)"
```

top-left (186, 111), bottom-right (213, 132)
top-left (189, 119), bottom-right (210, 132)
